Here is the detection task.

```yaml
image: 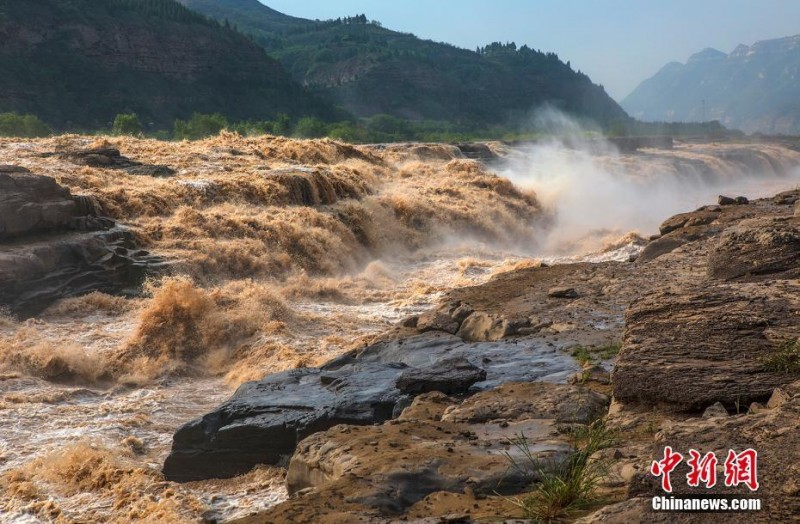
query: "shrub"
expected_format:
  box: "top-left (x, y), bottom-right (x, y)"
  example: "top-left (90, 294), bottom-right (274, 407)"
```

top-left (762, 339), bottom-right (800, 374)
top-left (173, 113), bottom-right (229, 140)
top-left (293, 116), bottom-right (328, 138)
top-left (111, 113), bottom-right (142, 135)
top-left (0, 112), bottom-right (52, 137)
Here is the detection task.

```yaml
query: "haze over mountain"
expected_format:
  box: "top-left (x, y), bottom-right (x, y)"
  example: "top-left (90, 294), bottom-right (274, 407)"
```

top-left (622, 34), bottom-right (800, 135)
top-left (0, 0), bottom-right (336, 129)
top-left (179, 0), bottom-right (628, 127)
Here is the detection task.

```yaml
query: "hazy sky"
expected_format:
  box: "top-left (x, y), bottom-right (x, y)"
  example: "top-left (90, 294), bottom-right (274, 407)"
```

top-left (263, 0), bottom-right (800, 101)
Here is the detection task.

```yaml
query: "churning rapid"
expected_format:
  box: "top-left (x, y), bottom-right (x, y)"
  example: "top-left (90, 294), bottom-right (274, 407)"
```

top-left (1, 132), bottom-right (800, 522)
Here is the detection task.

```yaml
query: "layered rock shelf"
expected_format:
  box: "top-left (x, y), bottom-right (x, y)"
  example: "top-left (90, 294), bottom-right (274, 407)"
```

top-left (0, 164), bottom-right (162, 316)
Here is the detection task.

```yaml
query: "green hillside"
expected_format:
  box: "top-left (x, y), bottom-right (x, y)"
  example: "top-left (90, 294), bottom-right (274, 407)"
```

top-left (180, 0), bottom-right (628, 127)
top-left (0, 0), bottom-right (339, 130)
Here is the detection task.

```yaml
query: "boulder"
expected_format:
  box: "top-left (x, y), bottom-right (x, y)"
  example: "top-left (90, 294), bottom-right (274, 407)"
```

top-left (59, 147), bottom-right (174, 176)
top-left (701, 401), bottom-right (729, 418)
top-left (707, 217), bottom-right (800, 281)
top-left (0, 168), bottom-right (87, 238)
top-left (613, 284), bottom-right (799, 412)
top-left (416, 309), bottom-right (460, 334)
top-left (658, 209), bottom-right (718, 235)
top-left (636, 236), bottom-right (686, 263)
top-left (455, 312), bottom-right (507, 341)
top-left (163, 332), bottom-right (579, 481)
top-left (396, 357), bottom-right (486, 395)
top-left (548, 286), bottom-right (578, 298)
top-left (0, 169), bottom-right (161, 315)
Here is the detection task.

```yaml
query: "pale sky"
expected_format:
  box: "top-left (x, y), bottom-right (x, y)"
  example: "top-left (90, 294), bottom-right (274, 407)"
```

top-left (262, 0), bottom-right (800, 100)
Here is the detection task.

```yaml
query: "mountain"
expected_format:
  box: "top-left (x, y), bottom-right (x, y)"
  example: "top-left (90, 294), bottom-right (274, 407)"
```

top-left (179, 0), bottom-right (628, 127)
top-left (0, 0), bottom-right (338, 130)
top-left (621, 35), bottom-right (800, 134)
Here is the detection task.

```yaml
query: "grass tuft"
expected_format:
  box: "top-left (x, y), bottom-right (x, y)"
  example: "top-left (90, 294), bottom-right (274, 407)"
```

top-left (570, 342), bottom-right (621, 366)
top-left (503, 420), bottom-right (615, 522)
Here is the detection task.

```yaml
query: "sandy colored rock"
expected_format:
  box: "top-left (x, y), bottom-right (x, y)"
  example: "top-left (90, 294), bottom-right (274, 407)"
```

top-left (441, 382), bottom-right (609, 425)
top-left (707, 217), bottom-right (800, 281)
top-left (613, 283), bottom-right (800, 412)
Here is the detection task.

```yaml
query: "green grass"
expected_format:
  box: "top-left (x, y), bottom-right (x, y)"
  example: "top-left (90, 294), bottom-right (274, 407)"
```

top-left (570, 342), bottom-right (622, 367)
top-left (762, 339), bottom-right (800, 374)
top-left (503, 420), bottom-right (616, 523)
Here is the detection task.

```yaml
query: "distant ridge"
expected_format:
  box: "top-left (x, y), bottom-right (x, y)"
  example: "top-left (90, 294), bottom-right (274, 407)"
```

top-left (179, 0), bottom-right (629, 127)
top-left (621, 35), bottom-right (800, 134)
top-left (0, 0), bottom-right (338, 129)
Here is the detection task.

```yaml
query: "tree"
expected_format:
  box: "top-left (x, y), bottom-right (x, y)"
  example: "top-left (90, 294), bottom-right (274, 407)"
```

top-left (0, 113), bottom-right (51, 137)
top-left (273, 113), bottom-right (293, 136)
top-left (293, 116), bottom-right (328, 138)
top-left (112, 112), bottom-right (142, 135)
top-left (173, 113), bottom-right (228, 140)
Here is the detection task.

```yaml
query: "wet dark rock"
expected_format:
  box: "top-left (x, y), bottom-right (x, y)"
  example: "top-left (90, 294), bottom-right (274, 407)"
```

top-left (547, 286), bottom-right (578, 298)
top-left (124, 164), bottom-right (176, 177)
top-left (455, 143), bottom-right (497, 160)
top-left (0, 169), bottom-right (161, 316)
top-left (0, 164), bottom-right (31, 174)
top-left (163, 332), bottom-right (577, 481)
top-left (60, 147), bottom-right (135, 168)
top-left (0, 228), bottom-right (159, 317)
top-left (163, 364), bottom-right (407, 482)
top-left (59, 147), bottom-right (174, 176)
top-left (718, 194), bottom-right (749, 206)
top-left (396, 357), bottom-right (486, 395)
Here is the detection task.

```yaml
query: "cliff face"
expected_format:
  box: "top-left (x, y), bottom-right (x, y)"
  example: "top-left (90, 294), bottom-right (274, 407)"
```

top-left (622, 35), bottom-right (800, 134)
top-left (179, 0), bottom-right (629, 126)
top-left (0, 0), bottom-right (336, 129)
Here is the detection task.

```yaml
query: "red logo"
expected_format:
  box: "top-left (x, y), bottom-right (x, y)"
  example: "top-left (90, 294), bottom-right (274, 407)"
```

top-left (724, 449), bottom-right (759, 491)
top-left (651, 446), bottom-right (683, 493)
top-left (686, 449), bottom-right (718, 488)
top-left (651, 447), bottom-right (759, 492)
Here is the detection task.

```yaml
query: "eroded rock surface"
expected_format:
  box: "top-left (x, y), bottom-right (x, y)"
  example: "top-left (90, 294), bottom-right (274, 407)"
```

top-left (0, 165), bottom-right (94, 238)
top-left (707, 217), bottom-right (800, 280)
top-left (253, 383), bottom-right (607, 521)
top-left (613, 283), bottom-right (800, 412)
top-left (0, 166), bottom-right (160, 315)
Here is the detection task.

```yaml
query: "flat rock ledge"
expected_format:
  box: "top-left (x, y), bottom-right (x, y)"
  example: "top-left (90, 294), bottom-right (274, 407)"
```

top-left (163, 332), bottom-right (579, 482)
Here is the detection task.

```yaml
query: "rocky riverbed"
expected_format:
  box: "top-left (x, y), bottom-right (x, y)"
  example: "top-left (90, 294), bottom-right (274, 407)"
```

top-left (169, 192), bottom-right (800, 522)
top-left (1, 136), bottom-right (800, 522)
